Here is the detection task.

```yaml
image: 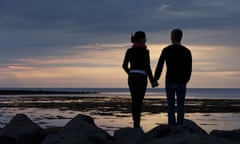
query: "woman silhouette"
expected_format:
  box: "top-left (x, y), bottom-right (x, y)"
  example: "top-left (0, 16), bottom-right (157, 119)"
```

top-left (122, 31), bottom-right (157, 128)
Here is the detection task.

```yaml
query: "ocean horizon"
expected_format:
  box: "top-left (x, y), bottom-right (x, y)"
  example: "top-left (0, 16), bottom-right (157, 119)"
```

top-left (0, 87), bottom-right (240, 99)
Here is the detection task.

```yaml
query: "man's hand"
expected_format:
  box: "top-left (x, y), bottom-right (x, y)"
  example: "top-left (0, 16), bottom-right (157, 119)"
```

top-left (151, 81), bottom-right (159, 88)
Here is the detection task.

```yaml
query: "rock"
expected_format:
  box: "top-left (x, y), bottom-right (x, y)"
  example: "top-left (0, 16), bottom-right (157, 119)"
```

top-left (0, 136), bottom-right (16, 144)
top-left (0, 113), bottom-right (239, 144)
top-left (210, 129), bottom-right (240, 142)
top-left (0, 113), bottom-right (43, 144)
top-left (182, 119), bottom-right (208, 134)
top-left (41, 114), bottom-right (114, 144)
top-left (138, 119), bottom-right (236, 144)
top-left (114, 127), bottom-right (144, 144)
top-left (42, 127), bottom-right (63, 136)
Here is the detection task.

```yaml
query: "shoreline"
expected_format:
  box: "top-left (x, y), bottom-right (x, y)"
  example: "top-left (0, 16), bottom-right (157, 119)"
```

top-left (1, 95), bottom-right (240, 135)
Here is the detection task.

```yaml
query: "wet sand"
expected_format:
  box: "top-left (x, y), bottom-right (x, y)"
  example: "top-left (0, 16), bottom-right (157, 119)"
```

top-left (1, 96), bottom-right (240, 113)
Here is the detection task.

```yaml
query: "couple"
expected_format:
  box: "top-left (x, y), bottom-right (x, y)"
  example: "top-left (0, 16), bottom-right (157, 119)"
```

top-left (122, 29), bottom-right (192, 128)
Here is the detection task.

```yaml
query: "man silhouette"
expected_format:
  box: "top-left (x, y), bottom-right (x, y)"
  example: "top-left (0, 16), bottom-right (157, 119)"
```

top-left (154, 28), bottom-right (192, 125)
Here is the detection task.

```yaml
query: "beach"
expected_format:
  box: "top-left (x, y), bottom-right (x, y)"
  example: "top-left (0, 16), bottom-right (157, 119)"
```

top-left (0, 89), bottom-right (240, 135)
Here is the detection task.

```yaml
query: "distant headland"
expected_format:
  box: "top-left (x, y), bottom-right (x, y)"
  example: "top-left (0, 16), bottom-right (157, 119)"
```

top-left (0, 90), bottom-right (98, 95)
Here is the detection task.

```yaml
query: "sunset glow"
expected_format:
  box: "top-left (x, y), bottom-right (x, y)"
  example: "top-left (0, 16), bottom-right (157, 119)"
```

top-left (0, 1), bottom-right (239, 88)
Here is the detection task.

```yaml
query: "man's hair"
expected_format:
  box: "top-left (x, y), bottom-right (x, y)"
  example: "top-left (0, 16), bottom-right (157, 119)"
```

top-left (171, 28), bottom-right (183, 42)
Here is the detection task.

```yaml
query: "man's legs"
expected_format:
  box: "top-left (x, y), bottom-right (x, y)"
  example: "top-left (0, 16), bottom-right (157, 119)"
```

top-left (176, 84), bottom-right (186, 125)
top-left (166, 83), bottom-right (176, 125)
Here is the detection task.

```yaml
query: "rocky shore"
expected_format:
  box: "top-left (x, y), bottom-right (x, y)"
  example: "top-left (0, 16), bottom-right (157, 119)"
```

top-left (0, 114), bottom-right (239, 144)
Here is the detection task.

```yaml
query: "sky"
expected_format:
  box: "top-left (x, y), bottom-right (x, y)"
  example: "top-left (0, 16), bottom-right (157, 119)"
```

top-left (0, 0), bottom-right (240, 88)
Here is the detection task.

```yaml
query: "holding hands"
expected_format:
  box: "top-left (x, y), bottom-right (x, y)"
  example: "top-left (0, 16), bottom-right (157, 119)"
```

top-left (151, 80), bottom-right (159, 88)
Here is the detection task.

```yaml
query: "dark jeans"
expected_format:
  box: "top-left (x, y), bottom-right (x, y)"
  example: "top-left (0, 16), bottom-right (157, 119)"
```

top-left (166, 82), bottom-right (186, 125)
top-left (128, 73), bottom-right (147, 128)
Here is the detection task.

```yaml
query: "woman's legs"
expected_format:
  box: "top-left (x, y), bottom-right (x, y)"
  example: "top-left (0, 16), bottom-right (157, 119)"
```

top-left (128, 74), bottom-right (147, 128)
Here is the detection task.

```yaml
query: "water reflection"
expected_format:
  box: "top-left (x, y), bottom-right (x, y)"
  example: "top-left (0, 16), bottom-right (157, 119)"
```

top-left (0, 107), bottom-right (239, 134)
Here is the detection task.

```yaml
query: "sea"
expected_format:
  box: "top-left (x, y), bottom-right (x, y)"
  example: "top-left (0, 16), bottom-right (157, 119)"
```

top-left (0, 87), bottom-right (240, 99)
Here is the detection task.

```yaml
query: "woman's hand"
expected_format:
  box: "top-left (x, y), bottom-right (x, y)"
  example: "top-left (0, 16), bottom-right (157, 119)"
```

top-left (151, 80), bottom-right (159, 88)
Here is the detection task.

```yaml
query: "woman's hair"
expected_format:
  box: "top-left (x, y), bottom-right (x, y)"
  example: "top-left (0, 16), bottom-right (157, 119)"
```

top-left (131, 31), bottom-right (146, 43)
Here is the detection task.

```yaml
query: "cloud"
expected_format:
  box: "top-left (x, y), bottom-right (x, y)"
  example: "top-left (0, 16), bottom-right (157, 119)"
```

top-left (0, 43), bottom-right (128, 69)
top-left (1, 1), bottom-right (239, 41)
top-left (1, 0), bottom-right (239, 31)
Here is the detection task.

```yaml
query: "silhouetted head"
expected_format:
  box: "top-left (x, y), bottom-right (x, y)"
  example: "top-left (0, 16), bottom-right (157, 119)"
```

top-left (171, 28), bottom-right (183, 44)
top-left (131, 31), bottom-right (146, 43)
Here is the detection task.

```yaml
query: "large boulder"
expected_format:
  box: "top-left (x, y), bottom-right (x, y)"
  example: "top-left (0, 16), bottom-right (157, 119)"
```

top-left (137, 119), bottom-right (235, 144)
top-left (210, 129), bottom-right (240, 142)
top-left (0, 114), bottom-right (43, 144)
top-left (41, 114), bottom-right (114, 144)
top-left (114, 127), bottom-right (144, 144)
